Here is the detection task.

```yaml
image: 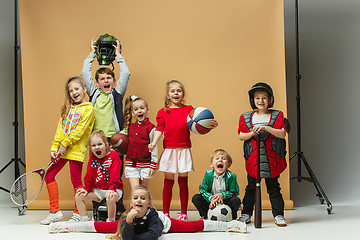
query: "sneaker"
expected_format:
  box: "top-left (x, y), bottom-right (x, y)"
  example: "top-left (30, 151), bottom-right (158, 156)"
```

top-left (79, 216), bottom-right (90, 222)
top-left (227, 220), bottom-right (247, 233)
top-left (68, 212), bottom-right (80, 223)
top-left (106, 218), bottom-right (115, 222)
top-left (164, 213), bottom-right (170, 218)
top-left (237, 214), bottom-right (251, 224)
top-left (274, 215), bottom-right (287, 227)
top-left (177, 212), bottom-right (188, 221)
top-left (48, 222), bottom-right (70, 233)
top-left (40, 211), bottom-right (63, 225)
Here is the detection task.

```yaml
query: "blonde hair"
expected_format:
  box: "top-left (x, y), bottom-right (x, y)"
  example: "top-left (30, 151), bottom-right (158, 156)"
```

top-left (60, 76), bottom-right (86, 118)
top-left (210, 149), bottom-right (233, 167)
top-left (164, 80), bottom-right (185, 112)
top-left (107, 185), bottom-right (152, 240)
top-left (122, 95), bottom-right (149, 132)
top-left (88, 130), bottom-right (110, 154)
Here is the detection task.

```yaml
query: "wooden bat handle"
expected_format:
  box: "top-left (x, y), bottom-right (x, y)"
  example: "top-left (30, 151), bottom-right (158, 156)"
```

top-left (254, 134), bottom-right (262, 228)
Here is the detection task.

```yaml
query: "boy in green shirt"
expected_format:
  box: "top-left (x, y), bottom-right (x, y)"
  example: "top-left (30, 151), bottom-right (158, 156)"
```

top-left (192, 149), bottom-right (241, 220)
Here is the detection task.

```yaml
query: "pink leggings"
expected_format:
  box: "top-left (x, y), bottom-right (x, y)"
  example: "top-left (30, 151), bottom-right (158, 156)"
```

top-left (44, 158), bottom-right (83, 188)
top-left (93, 218), bottom-right (204, 233)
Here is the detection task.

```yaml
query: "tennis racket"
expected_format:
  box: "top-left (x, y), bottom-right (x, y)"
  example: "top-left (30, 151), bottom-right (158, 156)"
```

top-left (10, 159), bottom-right (56, 206)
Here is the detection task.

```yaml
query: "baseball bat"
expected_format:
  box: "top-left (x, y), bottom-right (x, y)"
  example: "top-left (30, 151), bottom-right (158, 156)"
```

top-left (254, 134), bottom-right (262, 228)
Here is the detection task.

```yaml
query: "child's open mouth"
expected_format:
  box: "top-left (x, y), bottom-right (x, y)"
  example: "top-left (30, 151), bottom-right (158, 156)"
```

top-left (104, 84), bottom-right (111, 90)
top-left (96, 150), bottom-right (102, 156)
top-left (217, 163), bottom-right (224, 170)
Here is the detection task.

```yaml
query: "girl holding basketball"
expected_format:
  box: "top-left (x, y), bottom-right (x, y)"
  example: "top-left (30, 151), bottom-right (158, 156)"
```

top-left (49, 185), bottom-right (247, 237)
top-left (75, 130), bottom-right (123, 222)
top-left (148, 80), bottom-right (218, 221)
top-left (41, 76), bottom-right (95, 225)
top-left (122, 95), bottom-right (158, 190)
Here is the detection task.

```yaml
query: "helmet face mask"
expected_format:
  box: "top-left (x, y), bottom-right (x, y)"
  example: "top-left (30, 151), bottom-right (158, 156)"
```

top-left (95, 34), bottom-right (117, 65)
top-left (248, 82), bottom-right (274, 110)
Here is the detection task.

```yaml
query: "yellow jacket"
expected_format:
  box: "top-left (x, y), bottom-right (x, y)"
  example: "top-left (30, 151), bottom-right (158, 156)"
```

top-left (51, 102), bottom-right (95, 162)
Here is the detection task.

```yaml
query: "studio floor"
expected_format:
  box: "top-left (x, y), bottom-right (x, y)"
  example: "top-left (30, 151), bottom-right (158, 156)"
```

top-left (0, 203), bottom-right (358, 240)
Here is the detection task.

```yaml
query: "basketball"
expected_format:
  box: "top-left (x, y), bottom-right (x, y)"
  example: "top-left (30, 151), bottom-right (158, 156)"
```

top-left (208, 204), bottom-right (232, 222)
top-left (187, 107), bottom-right (214, 135)
top-left (110, 133), bottom-right (129, 154)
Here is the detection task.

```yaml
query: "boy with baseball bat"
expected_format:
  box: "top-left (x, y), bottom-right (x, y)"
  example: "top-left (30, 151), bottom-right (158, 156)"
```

top-left (237, 82), bottom-right (290, 227)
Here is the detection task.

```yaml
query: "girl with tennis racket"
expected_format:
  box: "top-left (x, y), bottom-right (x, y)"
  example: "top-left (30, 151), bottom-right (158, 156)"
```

top-left (40, 76), bottom-right (95, 225)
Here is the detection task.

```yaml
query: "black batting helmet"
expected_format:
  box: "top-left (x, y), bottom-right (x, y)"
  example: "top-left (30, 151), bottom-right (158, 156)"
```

top-left (248, 82), bottom-right (274, 109)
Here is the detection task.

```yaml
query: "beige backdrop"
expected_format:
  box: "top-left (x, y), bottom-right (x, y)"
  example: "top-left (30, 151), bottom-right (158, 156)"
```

top-left (20, 0), bottom-right (292, 210)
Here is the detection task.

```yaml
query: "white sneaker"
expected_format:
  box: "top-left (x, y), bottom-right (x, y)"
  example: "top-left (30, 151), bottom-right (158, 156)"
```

top-left (80, 216), bottom-right (90, 222)
top-left (237, 214), bottom-right (251, 224)
top-left (227, 220), bottom-right (247, 233)
top-left (48, 222), bottom-right (70, 233)
top-left (275, 215), bottom-right (287, 227)
top-left (68, 212), bottom-right (80, 223)
top-left (40, 211), bottom-right (63, 225)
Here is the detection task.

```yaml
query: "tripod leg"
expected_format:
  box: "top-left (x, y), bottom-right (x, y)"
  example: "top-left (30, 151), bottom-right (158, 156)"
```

top-left (18, 206), bottom-right (26, 216)
top-left (313, 183), bottom-right (324, 204)
top-left (300, 153), bottom-right (332, 214)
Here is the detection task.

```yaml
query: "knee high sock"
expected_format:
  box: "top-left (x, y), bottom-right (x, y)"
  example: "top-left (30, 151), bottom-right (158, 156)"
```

top-left (163, 178), bottom-right (175, 214)
top-left (47, 181), bottom-right (60, 213)
top-left (203, 220), bottom-right (228, 232)
top-left (67, 221), bottom-right (97, 232)
top-left (169, 218), bottom-right (204, 232)
top-left (73, 186), bottom-right (82, 214)
top-left (94, 220), bottom-right (118, 233)
top-left (178, 176), bottom-right (188, 214)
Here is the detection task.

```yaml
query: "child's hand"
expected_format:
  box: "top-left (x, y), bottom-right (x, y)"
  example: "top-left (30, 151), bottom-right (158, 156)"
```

top-left (91, 38), bottom-right (97, 53)
top-left (76, 188), bottom-right (87, 196)
top-left (105, 190), bottom-right (115, 199)
top-left (148, 143), bottom-right (156, 152)
top-left (149, 169), bottom-right (156, 177)
top-left (126, 208), bottom-right (139, 224)
top-left (210, 193), bottom-right (223, 208)
top-left (114, 39), bottom-right (122, 55)
top-left (50, 151), bottom-right (59, 163)
top-left (210, 120), bottom-right (218, 129)
top-left (252, 125), bottom-right (266, 134)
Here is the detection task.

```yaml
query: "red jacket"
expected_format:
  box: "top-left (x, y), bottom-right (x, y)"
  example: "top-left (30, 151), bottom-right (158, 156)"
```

top-left (125, 119), bottom-right (157, 169)
top-left (238, 110), bottom-right (288, 178)
top-left (83, 150), bottom-right (123, 192)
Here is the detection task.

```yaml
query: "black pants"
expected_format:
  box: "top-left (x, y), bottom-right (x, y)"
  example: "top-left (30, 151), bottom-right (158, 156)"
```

top-left (192, 194), bottom-right (241, 220)
top-left (242, 174), bottom-right (284, 217)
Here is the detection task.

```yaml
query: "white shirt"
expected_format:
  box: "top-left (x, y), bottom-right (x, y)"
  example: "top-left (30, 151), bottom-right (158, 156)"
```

top-left (211, 172), bottom-right (226, 195)
top-left (252, 112), bottom-right (271, 126)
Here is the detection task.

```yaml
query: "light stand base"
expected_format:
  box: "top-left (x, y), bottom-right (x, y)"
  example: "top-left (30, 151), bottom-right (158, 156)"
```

top-left (290, 152), bottom-right (333, 214)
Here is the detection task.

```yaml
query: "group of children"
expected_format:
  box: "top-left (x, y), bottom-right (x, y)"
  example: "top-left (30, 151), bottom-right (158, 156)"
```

top-left (40, 38), bottom-right (290, 239)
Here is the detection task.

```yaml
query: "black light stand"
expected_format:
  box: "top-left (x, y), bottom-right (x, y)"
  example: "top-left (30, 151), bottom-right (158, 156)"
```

top-left (289, 0), bottom-right (332, 214)
top-left (0, 0), bottom-right (26, 215)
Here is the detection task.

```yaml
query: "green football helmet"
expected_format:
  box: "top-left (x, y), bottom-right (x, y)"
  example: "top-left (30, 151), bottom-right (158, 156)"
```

top-left (95, 33), bottom-right (118, 65)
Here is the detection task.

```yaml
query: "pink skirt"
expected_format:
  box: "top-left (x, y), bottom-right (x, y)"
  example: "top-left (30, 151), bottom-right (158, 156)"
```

top-left (158, 148), bottom-right (194, 173)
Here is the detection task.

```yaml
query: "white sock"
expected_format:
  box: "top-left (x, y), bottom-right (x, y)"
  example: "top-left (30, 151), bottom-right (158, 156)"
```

top-left (203, 220), bottom-right (228, 232)
top-left (69, 221), bottom-right (96, 232)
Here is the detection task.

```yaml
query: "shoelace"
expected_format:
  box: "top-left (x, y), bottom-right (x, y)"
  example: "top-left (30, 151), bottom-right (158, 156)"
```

top-left (69, 215), bottom-right (80, 221)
